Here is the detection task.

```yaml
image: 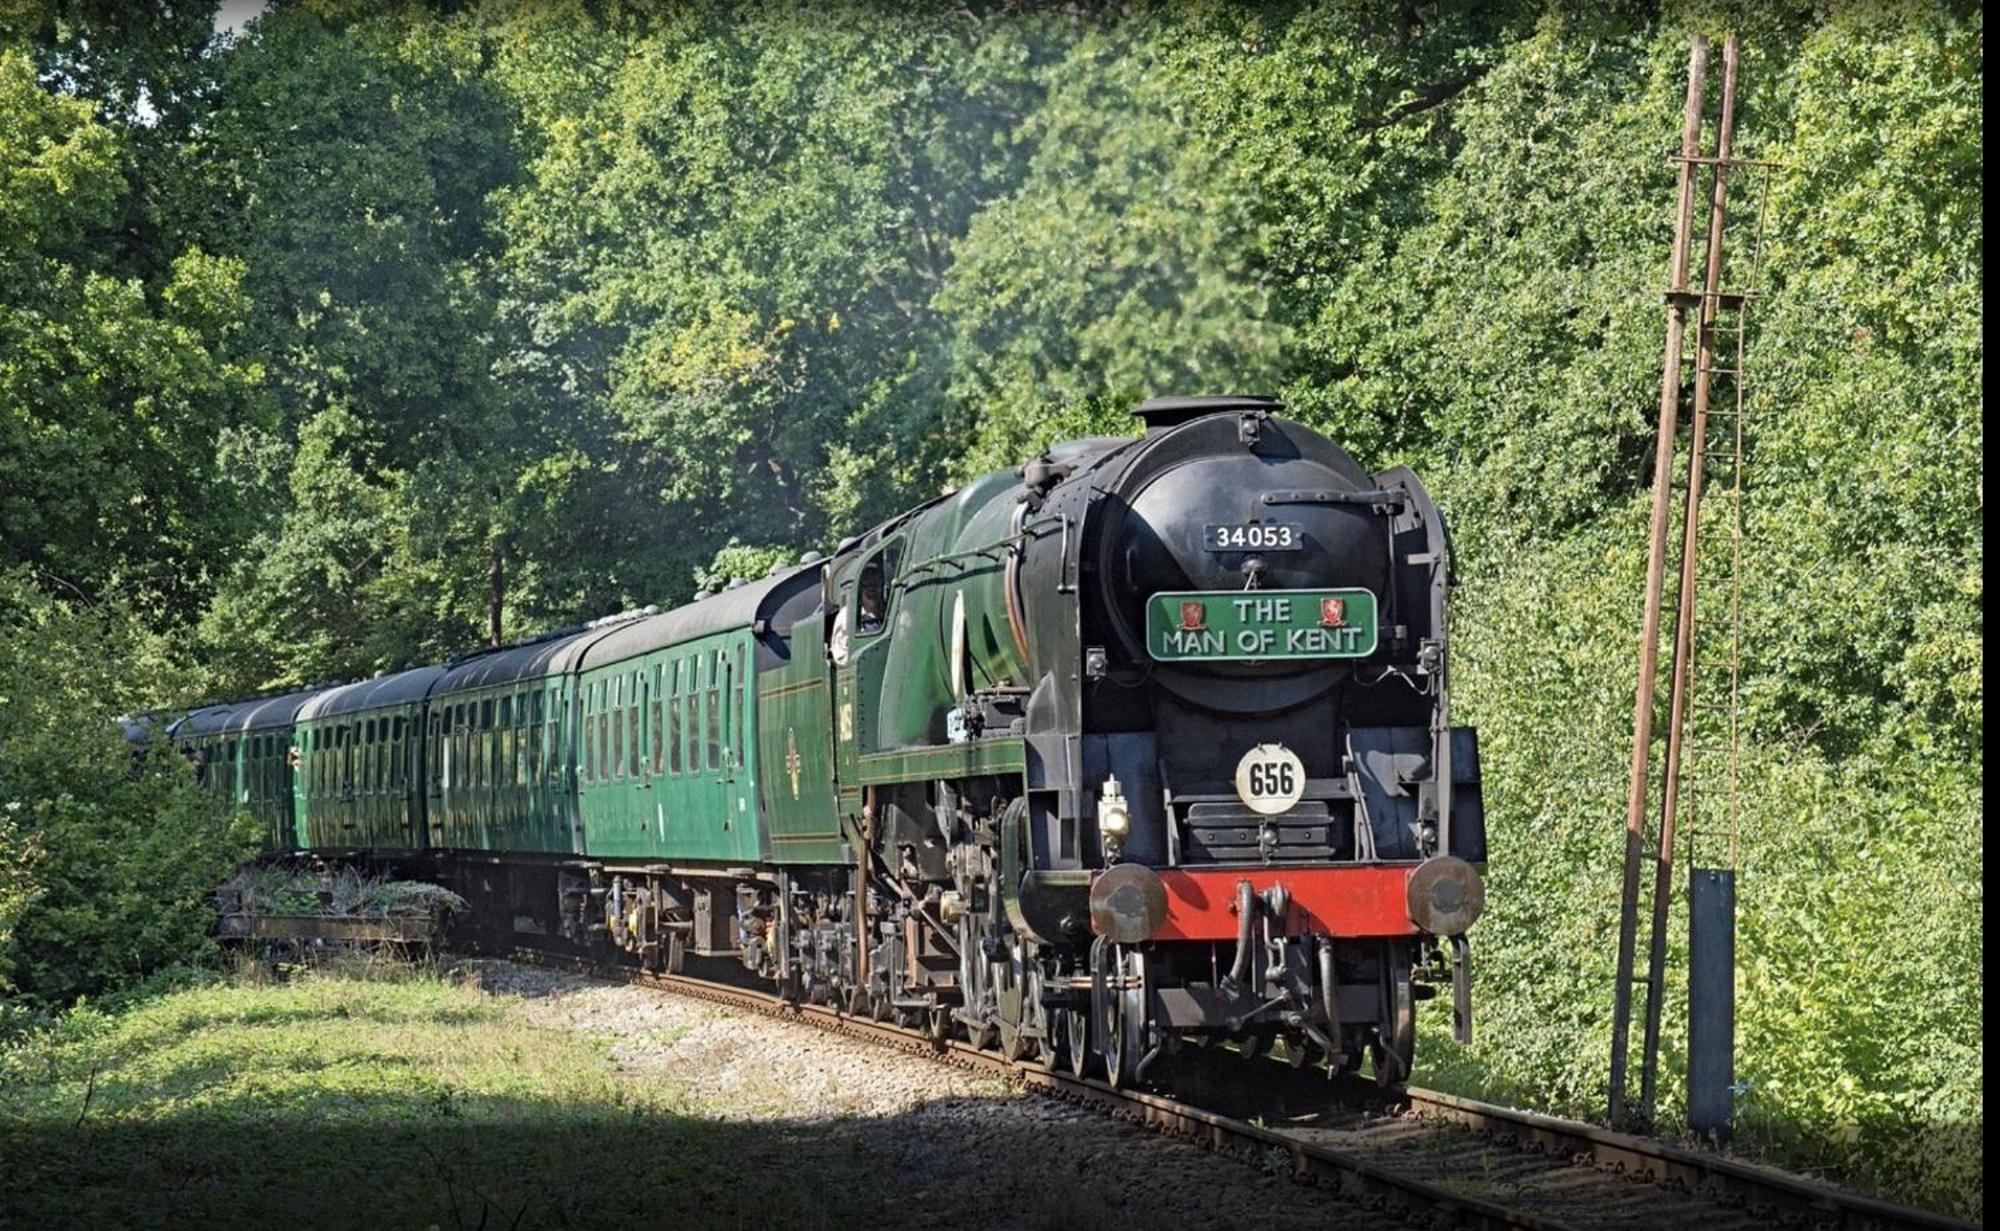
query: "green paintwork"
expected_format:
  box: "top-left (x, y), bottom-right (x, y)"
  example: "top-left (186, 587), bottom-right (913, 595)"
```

top-left (833, 470), bottom-right (1032, 798)
top-left (185, 728), bottom-right (296, 850)
top-left (296, 704), bottom-right (426, 849)
top-left (425, 677), bottom-right (576, 854)
top-left (577, 628), bottom-right (760, 863)
top-left (854, 739), bottom-right (1027, 784)
top-left (758, 612), bottom-right (845, 864)
top-left (1144, 588), bottom-right (1379, 661)
top-left (210, 456), bottom-right (1055, 872)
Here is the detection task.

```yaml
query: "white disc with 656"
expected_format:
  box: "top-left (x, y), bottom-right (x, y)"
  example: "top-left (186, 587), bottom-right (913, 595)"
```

top-left (1234, 743), bottom-right (1305, 816)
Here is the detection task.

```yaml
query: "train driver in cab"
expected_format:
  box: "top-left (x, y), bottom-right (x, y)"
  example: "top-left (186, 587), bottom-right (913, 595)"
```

top-left (829, 558), bottom-right (886, 668)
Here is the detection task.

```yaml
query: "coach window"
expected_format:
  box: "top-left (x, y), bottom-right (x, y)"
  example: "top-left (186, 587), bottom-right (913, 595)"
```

top-left (684, 659), bottom-right (700, 775)
top-left (667, 661), bottom-right (683, 775)
top-left (733, 644), bottom-right (746, 771)
top-left (650, 666), bottom-right (664, 775)
top-left (718, 652), bottom-right (732, 768)
top-left (496, 698), bottom-right (508, 791)
top-left (712, 655), bottom-right (728, 767)
top-left (626, 672), bottom-right (639, 779)
top-left (444, 707), bottom-right (458, 790)
top-left (588, 683), bottom-right (604, 779)
top-left (600, 683), bottom-right (616, 779)
top-left (515, 695), bottom-right (528, 788)
top-left (518, 695), bottom-right (531, 790)
top-left (545, 695), bottom-right (560, 786)
top-left (531, 697), bottom-right (545, 787)
top-left (505, 696), bottom-right (517, 787)
top-left (627, 673), bottom-right (641, 779)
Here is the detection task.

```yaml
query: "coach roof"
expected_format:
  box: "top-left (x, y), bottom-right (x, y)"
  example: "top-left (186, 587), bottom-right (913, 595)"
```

top-left (168, 686), bottom-right (325, 739)
top-left (578, 566), bottom-right (819, 671)
top-left (297, 665), bottom-right (448, 722)
top-left (431, 628), bottom-right (592, 696)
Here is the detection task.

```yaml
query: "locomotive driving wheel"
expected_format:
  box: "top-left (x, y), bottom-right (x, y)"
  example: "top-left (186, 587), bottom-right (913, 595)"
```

top-left (1370, 949), bottom-right (1417, 1085)
top-left (1061, 1006), bottom-right (1090, 1078)
top-left (994, 937), bottom-right (1033, 1062)
top-left (1096, 941), bottom-right (1148, 1089)
top-left (1023, 963), bottom-right (1060, 1071)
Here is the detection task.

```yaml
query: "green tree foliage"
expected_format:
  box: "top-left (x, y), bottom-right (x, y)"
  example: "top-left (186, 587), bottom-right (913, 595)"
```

top-left (486, 2), bottom-right (1068, 588)
top-left (0, 571), bottom-right (261, 1007)
top-left (1324, 12), bottom-right (1981, 1211)
top-left (941, 3), bottom-right (1532, 472)
top-left (157, 3), bottom-right (523, 693)
top-left (0, 45), bottom-right (265, 614)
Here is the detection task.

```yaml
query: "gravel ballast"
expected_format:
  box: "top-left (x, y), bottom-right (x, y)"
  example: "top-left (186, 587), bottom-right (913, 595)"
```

top-left (447, 958), bottom-right (1407, 1230)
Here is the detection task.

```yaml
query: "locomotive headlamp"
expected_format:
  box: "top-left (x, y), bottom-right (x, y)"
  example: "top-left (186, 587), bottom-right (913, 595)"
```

top-left (1097, 775), bottom-right (1130, 836)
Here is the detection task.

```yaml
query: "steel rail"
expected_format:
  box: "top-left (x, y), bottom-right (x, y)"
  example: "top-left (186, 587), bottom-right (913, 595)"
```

top-left (503, 949), bottom-right (1569, 1231)
top-left (500, 948), bottom-right (1968, 1231)
top-left (1329, 1079), bottom-right (1974, 1231)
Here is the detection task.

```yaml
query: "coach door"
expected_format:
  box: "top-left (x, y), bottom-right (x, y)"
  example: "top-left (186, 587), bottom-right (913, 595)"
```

top-left (760, 593), bottom-right (843, 865)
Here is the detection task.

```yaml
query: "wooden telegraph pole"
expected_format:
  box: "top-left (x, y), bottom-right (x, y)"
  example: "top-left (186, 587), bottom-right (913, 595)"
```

top-left (1609, 33), bottom-right (1771, 1137)
top-left (1608, 34), bottom-right (1710, 1131)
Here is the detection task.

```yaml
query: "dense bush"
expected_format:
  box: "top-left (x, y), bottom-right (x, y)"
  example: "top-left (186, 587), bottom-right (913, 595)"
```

top-left (0, 572), bottom-right (261, 1009)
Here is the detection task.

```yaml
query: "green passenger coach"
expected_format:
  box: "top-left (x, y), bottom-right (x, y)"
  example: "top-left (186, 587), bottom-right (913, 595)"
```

top-left (168, 688), bottom-right (321, 851)
top-left (574, 567), bottom-right (832, 866)
top-left (427, 631), bottom-right (591, 856)
top-left (294, 667), bottom-right (443, 851)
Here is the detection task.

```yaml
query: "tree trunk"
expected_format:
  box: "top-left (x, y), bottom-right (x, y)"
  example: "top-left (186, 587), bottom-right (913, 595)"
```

top-left (488, 541), bottom-right (504, 648)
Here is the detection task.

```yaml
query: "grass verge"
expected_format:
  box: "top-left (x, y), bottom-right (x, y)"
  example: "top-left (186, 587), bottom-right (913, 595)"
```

top-left (0, 962), bottom-right (843, 1228)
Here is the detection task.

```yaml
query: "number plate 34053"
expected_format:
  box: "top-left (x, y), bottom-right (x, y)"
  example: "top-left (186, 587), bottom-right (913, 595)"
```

top-left (1204, 523), bottom-right (1303, 551)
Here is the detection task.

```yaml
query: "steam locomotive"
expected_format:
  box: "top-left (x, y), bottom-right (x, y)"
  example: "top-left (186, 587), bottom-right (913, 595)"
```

top-left (174, 395), bottom-right (1486, 1086)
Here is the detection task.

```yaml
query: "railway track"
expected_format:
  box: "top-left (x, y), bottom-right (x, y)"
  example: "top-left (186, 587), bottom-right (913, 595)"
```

top-left (501, 949), bottom-right (1970, 1231)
